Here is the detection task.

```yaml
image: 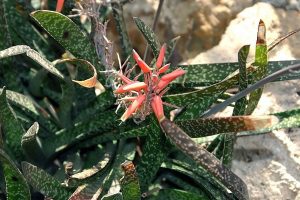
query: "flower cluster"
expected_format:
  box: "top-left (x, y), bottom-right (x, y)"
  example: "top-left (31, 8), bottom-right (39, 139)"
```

top-left (115, 44), bottom-right (186, 123)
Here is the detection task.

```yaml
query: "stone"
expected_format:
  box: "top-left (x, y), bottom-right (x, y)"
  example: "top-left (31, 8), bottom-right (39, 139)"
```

top-left (189, 2), bottom-right (300, 64)
top-left (118, 0), bottom-right (252, 60)
top-left (187, 2), bottom-right (300, 199)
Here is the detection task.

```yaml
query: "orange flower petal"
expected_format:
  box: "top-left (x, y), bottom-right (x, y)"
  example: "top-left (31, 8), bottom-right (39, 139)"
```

top-left (161, 68), bottom-right (186, 81)
top-left (132, 49), bottom-right (152, 73)
top-left (56, 0), bottom-right (65, 12)
top-left (151, 95), bottom-right (165, 122)
top-left (121, 95), bottom-right (146, 121)
top-left (114, 81), bottom-right (148, 94)
top-left (156, 43), bottom-right (166, 68)
top-left (158, 63), bottom-right (170, 74)
top-left (157, 68), bottom-right (186, 91)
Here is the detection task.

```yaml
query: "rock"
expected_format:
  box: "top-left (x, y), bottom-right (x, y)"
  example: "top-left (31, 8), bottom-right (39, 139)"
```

top-left (119, 0), bottom-right (252, 60)
top-left (187, 2), bottom-right (300, 199)
top-left (189, 2), bottom-right (300, 64)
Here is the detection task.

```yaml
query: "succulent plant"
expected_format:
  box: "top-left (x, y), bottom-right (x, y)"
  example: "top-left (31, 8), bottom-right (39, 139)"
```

top-left (0, 0), bottom-right (300, 199)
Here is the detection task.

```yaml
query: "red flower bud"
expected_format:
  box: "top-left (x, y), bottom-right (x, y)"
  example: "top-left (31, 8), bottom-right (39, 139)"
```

top-left (56, 0), bottom-right (65, 12)
top-left (114, 81), bottom-right (148, 94)
top-left (151, 95), bottom-right (165, 122)
top-left (156, 43), bottom-right (166, 69)
top-left (121, 95), bottom-right (146, 121)
top-left (132, 50), bottom-right (152, 73)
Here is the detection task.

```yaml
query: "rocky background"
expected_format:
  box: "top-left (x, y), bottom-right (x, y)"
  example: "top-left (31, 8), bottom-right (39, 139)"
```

top-left (109, 0), bottom-right (300, 199)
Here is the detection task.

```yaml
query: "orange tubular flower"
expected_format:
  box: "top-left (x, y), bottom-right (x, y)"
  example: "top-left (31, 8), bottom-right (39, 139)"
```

top-left (151, 95), bottom-right (165, 122)
top-left (114, 81), bottom-right (148, 94)
top-left (132, 50), bottom-right (152, 73)
top-left (115, 44), bottom-right (186, 122)
top-left (56, 0), bottom-right (65, 12)
top-left (156, 43), bottom-right (166, 68)
top-left (121, 95), bottom-right (146, 122)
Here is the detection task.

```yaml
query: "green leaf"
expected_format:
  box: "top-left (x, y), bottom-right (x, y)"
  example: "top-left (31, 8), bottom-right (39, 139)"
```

top-left (175, 60), bottom-right (300, 87)
top-left (0, 149), bottom-right (30, 200)
top-left (0, 88), bottom-right (38, 115)
top-left (137, 120), bottom-right (170, 192)
top-left (233, 45), bottom-right (250, 116)
top-left (133, 17), bottom-right (161, 57)
top-left (30, 10), bottom-right (104, 78)
top-left (159, 173), bottom-right (209, 198)
top-left (21, 122), bottom-right (45, 165)
top-left (161, 160), bottom-right (229, 199)
top-left (148, 188), bottom-right (208, 200)
top-left (176, 115), bottom-right (277, 138)
top-left (240, 108), bottom-right (300, 136)
top-left (58, 79), bottom-right (74, 129)
top-left (0, 88), bottom-right (25, 159)
top-left (66, 142), bottom-right (115, 187)
top-left (101, 141), bottom-right (137, 198)
top-left (160, 118), bottom-right (249, 200)
top-left (245, 21), bottom-right (268, 114)
top-left (21, 162), bottom-right (72, 199)
top-left (165, 91), bottom-right (222, 120)
top-left (0, 45), bottom-right (65, 80)
top-left (0, 0), bottom-right (19, 91)
top-left (120, 161), bottom-right (141, 200)
top-left (222, 45), bottom-right (250, 166)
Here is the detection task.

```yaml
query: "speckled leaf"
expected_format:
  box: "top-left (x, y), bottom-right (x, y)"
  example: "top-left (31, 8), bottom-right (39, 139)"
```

top-left (176, 115), bottom-right (278, 138)
top-left (21, 122), bottom-right (45, 164)
top-left (0, 88), bottom-right (38, 115)
top-left (133, 17), bottom-right (161, 57)
top-left (1, 0), bottom-right (51, 53)
top-left (161, 162), bottom-right (228, 199)
top-left (137, 120), bottom-right (170, 192)
top-left (159, 173), bottom-right (209, 198)
top-left (165, 90), bottom-right (223, 120)
top-left (0, 45), bottom-right (65, 80)
top-left (245, 20), bottom-right (268, 114)
top-left (223, 45), bottom-right (250, 166)
top-left (120, 161), bottom-right (140, 200)
top-left (30, 10), bottom-right (104, 76)
top-left (175, 60), bottom-right (300, 87)
top-left (71, 125), bottom-right (149, 151)
top-left (66, 143), bottom-right (115, 187)
top-left (99, 141), bottom-right (136, 198)
top-left (0, 149), bottom-right (30, 200)
top-left (0, 0), bottom-right (17, 91)
top-left (233, 45), bottom-right (250, 116)
top-left (240, 108), bottom-right (300, 136)
top-left (21, 162), bottom-right (72, 199)
top-left (148, 189), bottom-right (204, 200)
top-left (160, 118), bottom-right (249, 200)
top-left (41, 110), bottom-right (119, 156)
top-left (0, 88), bottom-right (25, 159)
top-left (74, 91), bottom-right (115, 123)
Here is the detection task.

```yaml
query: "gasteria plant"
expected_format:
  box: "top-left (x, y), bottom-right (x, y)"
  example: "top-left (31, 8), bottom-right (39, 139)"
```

top-left (0, 0), bottom-right (300, 200)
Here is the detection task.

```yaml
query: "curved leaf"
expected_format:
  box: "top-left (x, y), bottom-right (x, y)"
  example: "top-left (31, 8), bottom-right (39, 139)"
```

top-left (0, 88), bottom-right (25, 159)
top-left (30, 10), bottom-right (104, 79)
top-left (0, 149), bottom-right (30, 200)
top-left (21, 162), bottom-right (72, 200)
